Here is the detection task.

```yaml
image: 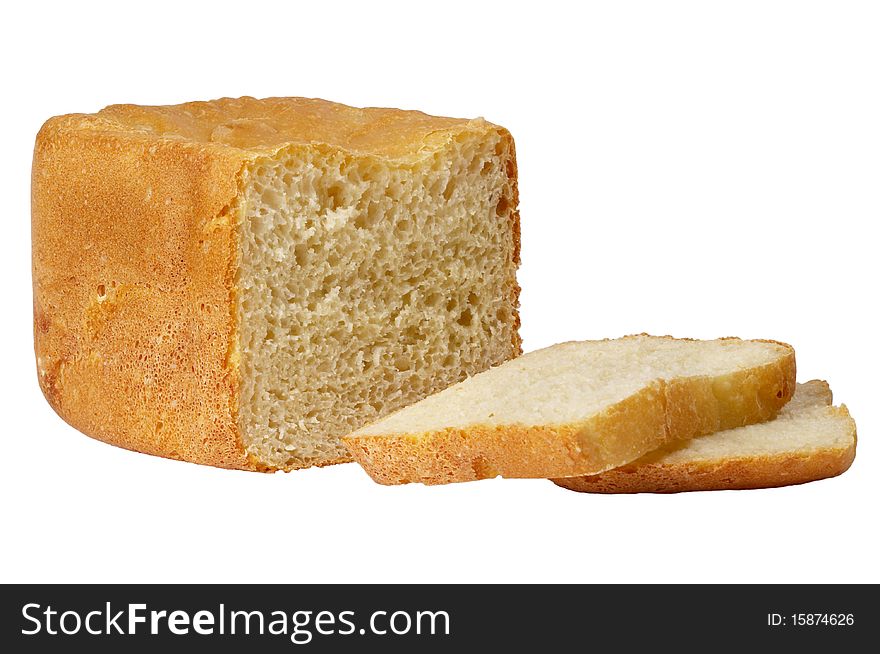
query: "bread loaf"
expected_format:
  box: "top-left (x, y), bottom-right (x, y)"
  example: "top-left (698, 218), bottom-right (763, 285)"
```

top-left (32, 96), bottom-right (521, 471)
top-left (552, 380), bottom-right (856, 493)
top-left (345, 335), bottom-right (796, 485)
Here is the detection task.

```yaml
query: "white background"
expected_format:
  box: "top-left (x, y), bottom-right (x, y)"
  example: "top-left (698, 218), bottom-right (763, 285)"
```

top-left (2, 1), bottom-right (877, 583)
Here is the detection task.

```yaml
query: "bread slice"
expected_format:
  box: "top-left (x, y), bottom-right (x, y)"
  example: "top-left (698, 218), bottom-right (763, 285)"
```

top-left (32, 97), bottom-right (521, 471)
top-left (552, 380), bottom-right (856, 493)
top-left (345, 335), bottom-right (796, 485)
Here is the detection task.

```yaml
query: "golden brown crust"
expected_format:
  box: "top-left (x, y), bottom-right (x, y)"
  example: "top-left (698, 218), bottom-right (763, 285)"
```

top-left (345, 343), bottom-right (797, 485)
top-left (33, 97), bottom-right (518, 471)
top-left (552, 404), bottom-right (856, 493)
top-left (33, 113), bottom-right (254, 469)
top-left (500, 128), bottom-right (523, 356)
top-left (93, 97), bottom-right (480, 159)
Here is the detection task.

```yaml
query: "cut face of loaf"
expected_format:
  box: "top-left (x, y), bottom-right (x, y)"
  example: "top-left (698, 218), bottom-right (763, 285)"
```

top-left (32, 97), bottom-right (521, 470)
top-left (345, 335), bottom-right (796, 485)
top-left (552, 381), bottom-right (856, 493)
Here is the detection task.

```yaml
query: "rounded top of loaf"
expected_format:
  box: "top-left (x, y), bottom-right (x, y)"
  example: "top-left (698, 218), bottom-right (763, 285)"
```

top-left (39, 96), bottom-right (502, 161)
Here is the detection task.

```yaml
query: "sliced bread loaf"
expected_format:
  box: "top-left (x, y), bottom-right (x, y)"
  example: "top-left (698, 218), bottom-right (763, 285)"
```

top-left (32, 97), bottom-right (521, 471)
top-left (552, 380), bottom-right (856, 493)
top-left (345, 335), bottom-right (796, 485)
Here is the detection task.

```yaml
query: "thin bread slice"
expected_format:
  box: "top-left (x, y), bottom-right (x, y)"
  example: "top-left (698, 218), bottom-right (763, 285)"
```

top-left (345, 335), bottom-right (796, 485)
top-left (552, 380), bottom-right (856, 493)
